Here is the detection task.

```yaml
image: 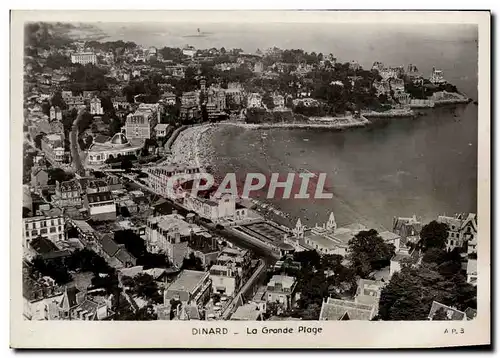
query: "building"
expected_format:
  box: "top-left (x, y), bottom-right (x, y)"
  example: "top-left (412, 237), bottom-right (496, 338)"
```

top-left (285, 213), bottom-right (366, 256)
top-left (182, 46), bottom-right (196, 58)
top-left (112, 96), bottom-right (130, 111)
top-left (430, 67), bottom-right (446, 84)
top-left (124, 113), bottom-right (151, 140)
top-left (70, 52), bottom-right (97, 65)
top-left (247, 93), bottom-right (262, 108)
top-left (66, 95), bottom-right (85, 110)
top-left (31, 166), bottom-right (49, 188)
top-left (389, 247), bottom-right (420, 278)
top-left (265, 275), bottom-right (297, 311)
top-left (83, 179), bottom-right (116, 221)
top-left (23, 269), bottom-right (64, 320)
top-left (183, 192), bottom-right (239, 223)
top-left (319, 297), bottom-right (376, 321)
top-left (23, 214), bottom-right (65, 249)
top-left (392, 215), bottom-right (422, 244)
top-left (225, 83), bottom-right (244, 107)
top-left (154, 123), bottom-right (170, 138)
top-left (230, 302), bottom-right (264, 321)
top-left (90, 97), bottom-right (104, 115)
top-left (209, 247), bottom-right (251, 296)
top-left (206, 86), bottom-right (227, 119)
top-left (49, 106), bottom-right (62, 121)
top-left (164, 270), bottom-right (212, 306)
top-left (180, 91), bottom-right (200, 121)
top-left (94, 234), bottom-right (137, 269)
top-left (124, 104), bottom-right (160, 140)
top-left (145, 164), bottom-right (203, 199)
top-left (145, 214), bottom-right (207, 267)
top-left (161, 92), bottom-right (177, 106)
top-left (437, 213), bottom-right (477, 251)
top-left (427, 301), bottom-right (467, 321)
top-left (378, 231), bottom-right (401, 252)
top-left (272, 94), bottom-right (285, 109)
top-left (46, 286), bottom-right (112, 320)
top-left (354, 279), bottom-right (385, 316)
top-left (41, 133), bottom-right (66, 164)
top-left (86, 133), bottom-right (144, 166)
top-left (53, 179), bottom-right (83, 208)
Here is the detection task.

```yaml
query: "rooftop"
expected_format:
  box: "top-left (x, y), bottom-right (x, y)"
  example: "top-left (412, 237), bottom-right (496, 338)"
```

top-left (428, 301), bottom-right (466, 321)
top-left (319, 297), bottom-right (375, 321)
top-left (230, 302), bottom-right (262, 321)
top-left (166, 270), bottom-right (208, 295)
top-left (268, 275), bottom-right (296, 290)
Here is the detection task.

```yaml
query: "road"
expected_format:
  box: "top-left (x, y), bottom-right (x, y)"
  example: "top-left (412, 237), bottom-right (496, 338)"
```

top-left (70, 109), bottom-right (86, 175)
top-left (221, 258), bottom-right (267, 320)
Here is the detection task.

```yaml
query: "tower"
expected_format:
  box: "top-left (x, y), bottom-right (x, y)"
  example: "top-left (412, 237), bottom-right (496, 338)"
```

top-left (293, 218), bottom-right (304, 239)
top-left (326, 212), bottom-right (337, 231)
top-left (200, 78), bottom-right (206, 93)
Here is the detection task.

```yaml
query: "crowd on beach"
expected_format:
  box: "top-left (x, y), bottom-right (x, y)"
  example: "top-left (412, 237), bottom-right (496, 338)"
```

top-left (169, 124), bottom-right (217, 170)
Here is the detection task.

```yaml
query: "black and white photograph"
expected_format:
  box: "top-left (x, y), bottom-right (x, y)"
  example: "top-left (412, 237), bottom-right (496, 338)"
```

top-left (10, 10), bottom-right (490, 349)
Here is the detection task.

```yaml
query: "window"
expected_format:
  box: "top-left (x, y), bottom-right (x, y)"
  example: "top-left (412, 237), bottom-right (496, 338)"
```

top-left (51, 220), bottom-right (55, 226)
top-left (41, 221), bottom-right (47, 228)
top-left (25, 223), bottom-right (29, 230)
top-left (31, 230), bottom-right (38, 236)
top-left (25, 231), bottom-right (29, 238)
top-left (50, 227), bottom-right (56, 233)
top-left (40, 228), bottom-right (48, 235)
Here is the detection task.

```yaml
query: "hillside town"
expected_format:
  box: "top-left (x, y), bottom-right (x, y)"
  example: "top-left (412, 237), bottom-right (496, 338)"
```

top-left (22, 23), bottom-right (477, 322)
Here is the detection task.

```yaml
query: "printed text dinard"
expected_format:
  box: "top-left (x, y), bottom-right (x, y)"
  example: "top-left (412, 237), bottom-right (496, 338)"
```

top-left (192, 327), bottom-right (323, 336)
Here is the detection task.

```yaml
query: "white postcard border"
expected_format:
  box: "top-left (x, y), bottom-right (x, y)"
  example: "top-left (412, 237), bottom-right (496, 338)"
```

top-left (10, 10), bottom-right (491, 349)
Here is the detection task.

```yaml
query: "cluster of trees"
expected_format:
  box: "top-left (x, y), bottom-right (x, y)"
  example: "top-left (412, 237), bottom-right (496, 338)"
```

top-left (69, 64), bottom-right (111, 93)
top-left (158, 47), bottom-right (186, 64)
top-left (261, 48), bottom-right (329, 67)
top-left (85, 40), bottom-right (137, 55)
top-left (122, 76), bottom-right (161, 103)
top-left (378, 221), bottom-right (476, 320)
top-left (404, 79), bottom-right (459, 100)
top-left (269, 250), bottom-right (357, 320)
top-left (347, 229), bottom-right (396, 278)
top-left (24, 22), bottom-right (74, 50)
top-left (45, 53), bottom-right (72, 70)
top-left (181, 252), bottom-right (204, 271)
top-left (245, 108), bottom-right (299, 124)
top-left (46, 167), bottom-right (75, 185)
top-left (23, 145), bottom-right (36, 184)
top-left (30, 248), bottom-right (119, 293)
top-left (121, 273), bottom-right (163, 304)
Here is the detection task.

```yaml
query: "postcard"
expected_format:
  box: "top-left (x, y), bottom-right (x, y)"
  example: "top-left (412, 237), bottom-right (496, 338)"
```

top-left (10, 10), bottom-right (490, 348)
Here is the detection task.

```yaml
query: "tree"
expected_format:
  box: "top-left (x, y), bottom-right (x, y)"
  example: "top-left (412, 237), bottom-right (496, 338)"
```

top-left (347, 229), bottom-right (395, 278)
top-left (51, 91), bottom-right (67, 110)
top-left (262, 93), bottom-right (275, 110)
top-left (120, 156), bottom-right (133, 170)
top-left (109, 117), bottom-right (122, 135)
top-left (30, 255), bottom-right (72, 285)
top-left (419, 221), bottom-right (449, 252)
top-left (47, 168), bottom-right (74, 185)
top-left (378, 263), bottom-right (476, 321)
top-left (133, 273), bottom-right (163, 304)
top-left (181, 252), bottom-right (204, 271)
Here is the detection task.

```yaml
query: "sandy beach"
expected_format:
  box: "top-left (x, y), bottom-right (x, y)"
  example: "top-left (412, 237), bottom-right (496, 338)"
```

top-left (168, 124), bottom-right (218, 170)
